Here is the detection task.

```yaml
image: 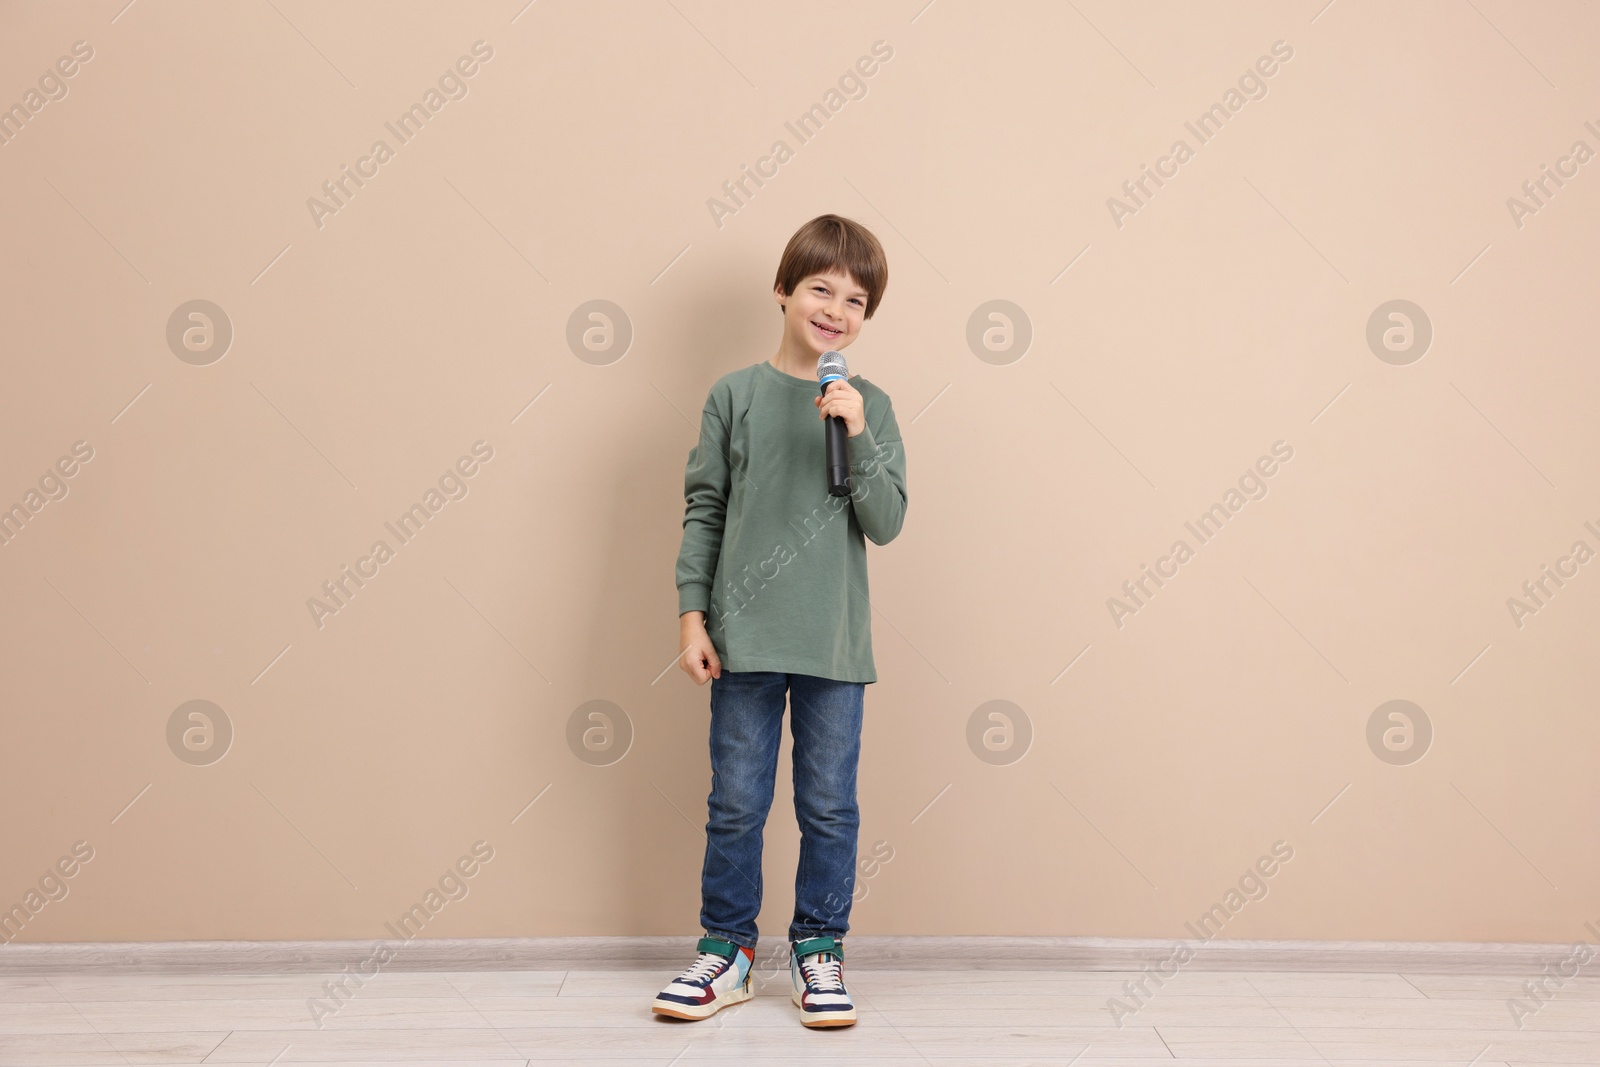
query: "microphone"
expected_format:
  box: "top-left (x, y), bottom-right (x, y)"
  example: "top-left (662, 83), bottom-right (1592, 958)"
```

top-left (817, 350), bottom-right (851, 497)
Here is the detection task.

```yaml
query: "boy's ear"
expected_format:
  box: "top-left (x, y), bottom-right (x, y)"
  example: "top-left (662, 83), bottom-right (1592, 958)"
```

top-left (773, 283), bottom-right (788, 309)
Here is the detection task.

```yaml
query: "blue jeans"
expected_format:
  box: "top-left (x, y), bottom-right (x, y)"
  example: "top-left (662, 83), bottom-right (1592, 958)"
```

top-left (699, 670), bottom-right (864, 950)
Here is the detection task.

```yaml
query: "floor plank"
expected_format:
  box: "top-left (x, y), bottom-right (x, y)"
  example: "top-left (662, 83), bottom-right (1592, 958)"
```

top-left (4, 961), bottom-right (1598, 1066)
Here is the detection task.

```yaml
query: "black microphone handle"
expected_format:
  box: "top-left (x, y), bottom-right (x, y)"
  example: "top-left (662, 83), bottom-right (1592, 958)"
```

top-left (822, 384), bottom-right (852, 496)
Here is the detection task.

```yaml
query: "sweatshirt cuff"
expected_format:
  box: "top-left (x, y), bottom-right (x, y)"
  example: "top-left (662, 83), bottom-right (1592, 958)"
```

top-left (678, 582), bottom-right (711, 616)
top-left (846, 420), bottom-right (880, 469)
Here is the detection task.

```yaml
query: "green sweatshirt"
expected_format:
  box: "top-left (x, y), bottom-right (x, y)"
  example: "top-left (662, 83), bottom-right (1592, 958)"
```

top-left (676, 360), bottom-right (908, 683)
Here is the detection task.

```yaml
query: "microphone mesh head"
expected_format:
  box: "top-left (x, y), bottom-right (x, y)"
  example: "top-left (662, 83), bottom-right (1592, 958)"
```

top-left (816, 350), bottom-right (849, 383)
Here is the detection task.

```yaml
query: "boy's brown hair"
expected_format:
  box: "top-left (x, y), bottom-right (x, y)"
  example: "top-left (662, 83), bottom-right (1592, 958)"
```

top-left (773, 214), bottom-right (888, 319)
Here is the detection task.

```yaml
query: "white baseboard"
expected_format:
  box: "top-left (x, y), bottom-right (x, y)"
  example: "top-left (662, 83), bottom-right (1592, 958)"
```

top-left (0, 935), bottom-right (1572, 975)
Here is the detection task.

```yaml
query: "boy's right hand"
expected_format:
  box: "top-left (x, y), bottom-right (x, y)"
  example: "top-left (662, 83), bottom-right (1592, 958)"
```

top-left (679, 612), bottom-right (722, 684)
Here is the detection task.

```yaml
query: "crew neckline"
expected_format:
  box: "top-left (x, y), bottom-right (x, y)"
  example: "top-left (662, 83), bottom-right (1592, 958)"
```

top-left (760, 359), bottom-right (854, 390)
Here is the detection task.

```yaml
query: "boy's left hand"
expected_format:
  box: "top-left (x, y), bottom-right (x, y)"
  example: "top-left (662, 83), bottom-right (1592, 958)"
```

top-left (816, 380), bottom-right (866, 438)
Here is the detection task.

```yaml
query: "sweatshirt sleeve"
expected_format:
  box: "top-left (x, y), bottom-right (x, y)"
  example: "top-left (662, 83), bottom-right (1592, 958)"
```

top-left (675, 386), bottom-right (732, 616)
top-left (845, 390), bottom-right (907, 546)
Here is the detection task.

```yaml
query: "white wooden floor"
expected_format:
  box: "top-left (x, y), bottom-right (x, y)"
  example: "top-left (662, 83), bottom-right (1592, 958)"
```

top-left (3, 964), bottom-right (1598, 1065)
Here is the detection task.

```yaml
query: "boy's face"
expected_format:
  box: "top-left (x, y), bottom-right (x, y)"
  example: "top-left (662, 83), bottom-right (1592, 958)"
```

top-left (774, 270), bottom-right (867, 355)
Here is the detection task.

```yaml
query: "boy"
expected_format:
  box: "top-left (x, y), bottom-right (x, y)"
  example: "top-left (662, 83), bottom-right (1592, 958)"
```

top-left (653, 214), bottom-right (908, 1029)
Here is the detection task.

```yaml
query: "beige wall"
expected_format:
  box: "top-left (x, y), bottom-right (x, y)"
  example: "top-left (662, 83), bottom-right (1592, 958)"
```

top-left (1, 0), bottom-right (1596, 948)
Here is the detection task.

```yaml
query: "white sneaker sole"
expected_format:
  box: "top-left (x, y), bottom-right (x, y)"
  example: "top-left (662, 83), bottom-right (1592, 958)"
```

top-left (652, 978), bottom-right (752, 1021)
top-left (792, 988), bottom-right (857, 1027)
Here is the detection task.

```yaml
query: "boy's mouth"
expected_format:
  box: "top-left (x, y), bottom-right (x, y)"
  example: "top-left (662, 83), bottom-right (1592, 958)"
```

top-left (810, 320), bottom-right (842, 340)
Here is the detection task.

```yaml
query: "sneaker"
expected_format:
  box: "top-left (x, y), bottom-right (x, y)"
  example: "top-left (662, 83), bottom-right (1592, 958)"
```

top-left (652, 936), bottom-right (754, 1021)
top-left (790, 935), bottom-right (856, 1027)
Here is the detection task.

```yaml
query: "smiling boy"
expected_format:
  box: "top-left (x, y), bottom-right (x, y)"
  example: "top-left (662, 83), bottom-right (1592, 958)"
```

top-left (655, 214), bottom-right (908, 1028)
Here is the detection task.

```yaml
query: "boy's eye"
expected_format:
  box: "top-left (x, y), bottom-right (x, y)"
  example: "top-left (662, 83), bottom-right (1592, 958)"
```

top-left (813, 284), bottom-right (863, 303)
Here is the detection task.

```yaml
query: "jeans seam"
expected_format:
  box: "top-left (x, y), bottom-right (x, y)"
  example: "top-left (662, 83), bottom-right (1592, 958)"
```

top-left (704, 928), bottom-right (756, 950)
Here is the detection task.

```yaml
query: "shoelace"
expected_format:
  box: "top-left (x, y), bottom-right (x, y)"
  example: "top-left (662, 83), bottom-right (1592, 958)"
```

top-left (800, 952), bottom-right (843, 992)
top-left (677, 951), bottom-right (727, 986)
